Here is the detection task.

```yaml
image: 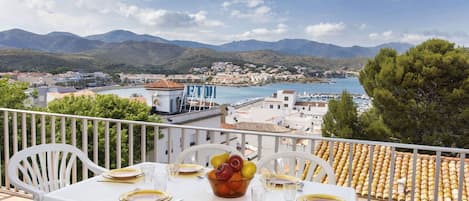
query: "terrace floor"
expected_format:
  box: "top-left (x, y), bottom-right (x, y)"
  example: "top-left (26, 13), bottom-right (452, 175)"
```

top-left (0, 192), bottom-right (31, 201)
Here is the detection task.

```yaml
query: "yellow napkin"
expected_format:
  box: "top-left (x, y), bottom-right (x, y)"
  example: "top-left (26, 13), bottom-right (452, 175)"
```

top-left (175, 171), bottom-right (204, 178)
top-left (98, 175), bottom-right (143, 184)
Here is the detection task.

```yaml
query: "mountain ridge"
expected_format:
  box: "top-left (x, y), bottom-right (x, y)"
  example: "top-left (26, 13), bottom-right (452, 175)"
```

top-left (0, 28), bottom-right (413, 58)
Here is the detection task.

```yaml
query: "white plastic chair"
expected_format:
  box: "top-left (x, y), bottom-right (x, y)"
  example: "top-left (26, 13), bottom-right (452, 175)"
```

top-left (256, 151), bottom-right (336, 184)
top-left (174, 144), bottom-right (244, 167)
top-left (7, 144), bottom-right (107, 201)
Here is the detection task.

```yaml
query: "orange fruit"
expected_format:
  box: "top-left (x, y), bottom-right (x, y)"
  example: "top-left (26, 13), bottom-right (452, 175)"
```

top-left (235, 180), bottom-right (248, 194)
top-left (227, 172), bottom-right (243, 190)
top-left (216, 182), bottom-right (231, 196)
top-left (208, 170), bottom-right (217, 180)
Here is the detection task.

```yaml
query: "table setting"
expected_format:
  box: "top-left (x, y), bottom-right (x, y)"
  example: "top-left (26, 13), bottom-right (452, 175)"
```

top-left (42, 152), bottom-right (356, 201)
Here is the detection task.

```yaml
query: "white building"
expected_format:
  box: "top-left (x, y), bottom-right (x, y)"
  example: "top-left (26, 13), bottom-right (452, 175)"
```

top-left (145, 80), bottom-right (185, 114)
top-left (226, 90), bottom-right (328, 134)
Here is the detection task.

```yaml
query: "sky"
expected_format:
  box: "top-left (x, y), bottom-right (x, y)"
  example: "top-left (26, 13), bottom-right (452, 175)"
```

top-left (0, 0), bottom-right (468, 46)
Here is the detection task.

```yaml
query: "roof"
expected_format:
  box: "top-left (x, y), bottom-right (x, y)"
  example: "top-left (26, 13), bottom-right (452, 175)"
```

top-left (313, 141), bottom-right (469, 201)
top-left (144, 80), bottom-right (184, 90)
top-left (282, 90), bottom-right (295, 94)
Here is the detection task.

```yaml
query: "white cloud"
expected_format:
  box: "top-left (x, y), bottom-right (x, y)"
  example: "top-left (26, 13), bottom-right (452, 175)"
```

top-left (222, 1), bottom-right (231, 8)
top-left (400, 33), bottom-right (434, 44)
top-left (359, 24), bottom-right (367, 30)
top-left (117, 3), bottom-right (223, 28)
top-left (222, 0), bottom-right (264, 8)
top-left (305, 22), bottom-right (346, 38)
top-left (368, 30), bottom-right (394, 41)
top-left (230, 5), bottom-right (272, 22)
top-left (246, 0), bottom-right (264, 8)
top-left (235, 24), bottom-right (288, 40)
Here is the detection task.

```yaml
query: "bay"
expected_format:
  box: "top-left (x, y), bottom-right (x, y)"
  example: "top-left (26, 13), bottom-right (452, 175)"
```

top-left (98, 77), bottom-right (365, 105)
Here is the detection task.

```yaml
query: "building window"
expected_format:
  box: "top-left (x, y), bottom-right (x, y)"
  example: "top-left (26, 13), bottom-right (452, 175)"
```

top-left (293, 107), bottom-right (296, 110)
top-left (284, 104), bottom-right (288, 108)
top-left (284, 96), bottom-right (289, 101)
top-left (206, 134), bottom-right (211, 141)
top-left (277, 105), bottom-right (280, 109)
top-left (190, 142), bottom-right (196, 146)
top-left (269, 104), bottom-right (273, 109)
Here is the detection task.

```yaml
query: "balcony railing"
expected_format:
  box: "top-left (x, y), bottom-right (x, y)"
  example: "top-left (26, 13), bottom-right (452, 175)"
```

top-left (0, 107), bottom-right (468, 201)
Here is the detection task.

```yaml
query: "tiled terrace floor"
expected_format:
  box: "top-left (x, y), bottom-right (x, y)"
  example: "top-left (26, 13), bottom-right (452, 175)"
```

top-left (0, 192), bottom-right (31, 201)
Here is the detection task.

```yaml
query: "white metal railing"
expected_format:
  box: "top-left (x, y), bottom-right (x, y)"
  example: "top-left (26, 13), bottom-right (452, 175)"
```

top-left (0, 107), bottom-right (468, 201)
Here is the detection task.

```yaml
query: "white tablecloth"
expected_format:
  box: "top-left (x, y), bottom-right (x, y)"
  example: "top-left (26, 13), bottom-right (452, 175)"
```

top-left (43, 162), bottom-right (356, 201)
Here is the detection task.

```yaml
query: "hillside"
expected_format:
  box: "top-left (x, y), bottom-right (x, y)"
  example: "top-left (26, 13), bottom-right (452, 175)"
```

top-left (0, 28), bottom-right (389, 73)
top-left (86, 30), bottom-right (168, 44)
top-left (0, 29), bottom-right (103, 53)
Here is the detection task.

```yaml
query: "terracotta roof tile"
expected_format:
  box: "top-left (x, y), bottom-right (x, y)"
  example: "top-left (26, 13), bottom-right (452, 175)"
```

top-left (144, 80), bottom-right (184, 90)
top-left (312, 141), bottom-right (469, 200)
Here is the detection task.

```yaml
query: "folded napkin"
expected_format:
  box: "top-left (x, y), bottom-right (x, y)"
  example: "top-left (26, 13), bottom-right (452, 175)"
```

top-left (97, 175), bottom-right (143, 184)
top-left (175, 171), bottom-right (204, 178)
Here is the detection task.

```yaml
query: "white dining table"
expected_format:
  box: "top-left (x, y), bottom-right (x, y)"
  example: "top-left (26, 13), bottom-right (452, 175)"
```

top-left (43, 162), bottom-right (356, 201)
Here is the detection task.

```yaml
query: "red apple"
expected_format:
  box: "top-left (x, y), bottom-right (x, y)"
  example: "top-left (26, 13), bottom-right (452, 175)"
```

top-left (215, 163), bottom-right (233, 181)
top-left (228, 155), bottom-right (243, 172)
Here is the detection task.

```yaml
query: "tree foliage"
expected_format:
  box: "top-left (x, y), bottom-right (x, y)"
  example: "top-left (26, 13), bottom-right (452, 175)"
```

top-left (359, 39), bottom-right (469, 147)
top-left (0, 77), bottom-right (30, 109)
top-left (46, 94), bottom-right (161, 168)
top-left (322, 91), bottom-right (360, 138)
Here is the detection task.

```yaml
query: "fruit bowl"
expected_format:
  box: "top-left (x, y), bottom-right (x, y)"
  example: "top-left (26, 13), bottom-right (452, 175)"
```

top-left (207, 172), bottom-right (252, 198)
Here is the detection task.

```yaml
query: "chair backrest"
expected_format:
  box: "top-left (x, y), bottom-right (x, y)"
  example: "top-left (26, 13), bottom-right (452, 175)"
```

top-left (256, 151), bottom-right (336, 184)
top-left (7, 144), bottom-right (107, 200)
top-left (174, 144), bottom-right (244, 167)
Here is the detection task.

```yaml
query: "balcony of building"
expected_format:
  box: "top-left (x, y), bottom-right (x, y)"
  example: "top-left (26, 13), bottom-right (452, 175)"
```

top-left (0, 108), bottom-right (468, 201)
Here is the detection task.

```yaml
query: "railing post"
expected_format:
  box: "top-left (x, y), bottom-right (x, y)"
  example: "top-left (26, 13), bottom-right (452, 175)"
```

top-left (167, 127), bottom-right (172, 163)
top-left (82, 119), bottom-right (88, 179)
top-left (257, 135), bottom-right (262, 159)
top-left (154, 126), bottom-right (159, 162)
top-left (410, 149), bottom-right (417, 201)
top-left (105, 121), bottom-right (110, 169)
top-left (71, 118), bottom-right (77, 183)
top-left (31, 114), bottom-right (36, 146)
top-left (50, 115), bottom-right (56, 143)
top-left (41, 114), bottom-right (46, 144)
top-left (434, 151), bottom-right (441, 201)
top-left (367, 145), bottom-right (374, 201)
top-left (21, 113), bottom-right (27, 150)
top-left (141, 125), bottom-right (146, 162)
top-left (241, 134), bottom-right (246, 158)
top-left (129, 124), bottom-right (134, 166)
top-left (458, 153), bottom-right (465, 201)
top-left (3, 111), bottom-right (10, 188)
top-left (347, 143), bottom-right (354, 187)
top-left (93, 120), bottom-right (99, 168)
top-left (116, 122), bottom-right (122, 168)
top-left (60, 116), bottom-right (66, 143)
top-left (388, 147), bottom-right (395, 201)
top-left (12, 112), bottom-right (18, 156)
top-left (181, 128), bottom-right (185, 152)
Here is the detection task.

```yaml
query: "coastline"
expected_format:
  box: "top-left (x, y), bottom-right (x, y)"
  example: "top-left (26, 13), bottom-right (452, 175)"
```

top-left (90, 85), bottom-right (144, 93)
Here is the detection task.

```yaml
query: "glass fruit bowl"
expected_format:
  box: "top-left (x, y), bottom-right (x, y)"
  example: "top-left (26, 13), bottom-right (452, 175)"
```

top-left (207, 172), bottom-right (253, 198)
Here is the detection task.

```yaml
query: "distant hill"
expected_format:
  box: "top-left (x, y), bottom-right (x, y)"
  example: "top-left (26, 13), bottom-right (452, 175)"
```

top-left (0, 29), bottom-right (103, 53)
top-left (84, 41), bottom-right (186, 66)
top-left (0, 28), bottom-right (415, 73)
top-left (0, 29), bottom-right (413, 58)
top-left (86, 30), bottom-right (168, 44)
top-left (218, 39), bottom-right (413, 58)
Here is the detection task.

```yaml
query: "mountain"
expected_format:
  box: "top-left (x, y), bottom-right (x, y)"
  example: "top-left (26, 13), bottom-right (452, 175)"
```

top-left (85, 41), bottom-right (186, 66)
top-left (0, 29), bottom-right (103, 53)
top-left (0, 29), bottom-right (413, 58)
top-left (219, 39), bottom-right (413, 58)
top-left (86, 30), bottom-right (168, 44)
top-left (170, 40), bottom-right (218, 50)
